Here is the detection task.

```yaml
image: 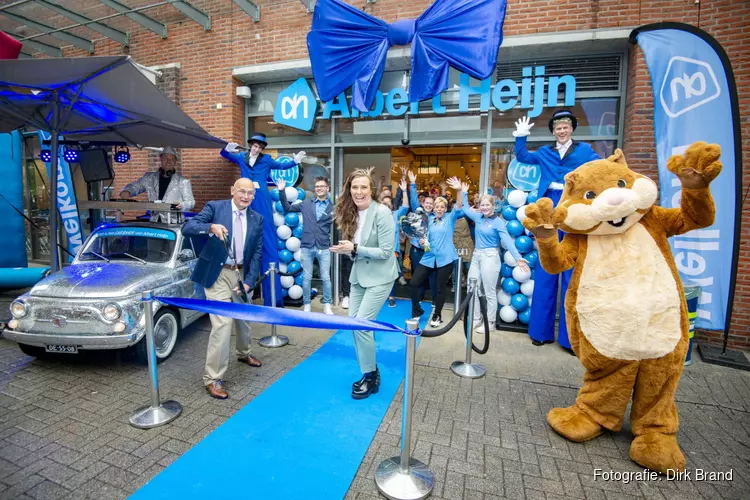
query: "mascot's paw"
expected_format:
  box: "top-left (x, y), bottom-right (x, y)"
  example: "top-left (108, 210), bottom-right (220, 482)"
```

top-left (667, 141), bottom-right (722, 189)
top-left (522, 198), bottom-right (566, 239)
top-left (629, 433), bottom-right (686, 475)
top-left (547, 406), bottom-right (604, 443)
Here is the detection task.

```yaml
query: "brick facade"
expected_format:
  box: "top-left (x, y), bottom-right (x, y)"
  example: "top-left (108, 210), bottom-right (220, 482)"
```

top-left (26, 0), bottom-right (749, 349)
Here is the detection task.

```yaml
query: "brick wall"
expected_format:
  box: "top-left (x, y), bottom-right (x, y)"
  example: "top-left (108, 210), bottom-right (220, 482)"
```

top-left (29, 0), bottom-right (749, 349)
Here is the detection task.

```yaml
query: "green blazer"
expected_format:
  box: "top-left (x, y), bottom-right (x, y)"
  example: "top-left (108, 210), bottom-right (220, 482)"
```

top-left (349, 201), bottom-right (399, 288)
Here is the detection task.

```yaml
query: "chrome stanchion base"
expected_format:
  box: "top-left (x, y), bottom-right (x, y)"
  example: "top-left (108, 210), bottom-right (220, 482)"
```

top-left (129, 400), bottom-right (182, 429)
top-left (259, 335), bottom-right (289, 348)
top-left (450, 360), bottom-right (486, 379)
top-left (375, 456), bottom-right (434, 500)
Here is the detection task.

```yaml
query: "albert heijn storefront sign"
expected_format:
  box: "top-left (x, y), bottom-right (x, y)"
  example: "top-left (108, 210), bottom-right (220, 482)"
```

top-left (274, 66), bottom-right (577, 131)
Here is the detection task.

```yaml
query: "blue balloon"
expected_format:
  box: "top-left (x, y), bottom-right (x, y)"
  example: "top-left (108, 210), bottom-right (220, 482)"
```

top-left (274, 201), bottom-right (284, 214)
top-left (296, 187), bottom-right (306, 201)
top-left (501, 277), bottom-right (520, 295)
top-left (501, 205), bottom-right (517, 221)
top-left (271, 188), bottom-right (280, 201)
top-left (287, 260), bottom-right (302, 274)
top-left (525, 250), bottom-right (539, 268)
top-left (518, 308), bottom-right (531, 324)
top-left (292, 225), bottom-right (304, 238)
top-left (284, 212), bottom-right (300, 227)
top-left (506, 220), bottom-right (524, 237)
top-left (527, 191), bottom-right (539, 204)
top-left (515, 235), bottom-right (533, 254)
top-left (501, 263), bottom-right (514, 278)
top-left (511, 293), bottom-right (529, 312)
top-left (281, 287), bottom-right (289, 297)
top-left (295, 274), bottom-right (304, 286)
top-left (277, 239), bottom-right (287, 250)
top-left (278, 249), bottom-right (294, 264)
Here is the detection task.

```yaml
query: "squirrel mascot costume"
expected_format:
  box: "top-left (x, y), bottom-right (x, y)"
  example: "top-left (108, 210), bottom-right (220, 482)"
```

top-left (521, 141), bottom-right (722, 474)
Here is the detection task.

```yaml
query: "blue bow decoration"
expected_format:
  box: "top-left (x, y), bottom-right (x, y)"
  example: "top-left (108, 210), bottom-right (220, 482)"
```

top-left (307, 0), bottom-right (507, 112)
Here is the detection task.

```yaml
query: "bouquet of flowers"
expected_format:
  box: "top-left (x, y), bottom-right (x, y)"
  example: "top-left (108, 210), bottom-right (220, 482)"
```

top-left (400, 208), bottom-right (430, 252)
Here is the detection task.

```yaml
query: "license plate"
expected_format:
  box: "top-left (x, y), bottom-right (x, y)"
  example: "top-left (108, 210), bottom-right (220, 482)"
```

top-left (45, 345), bottom-right (78, 354)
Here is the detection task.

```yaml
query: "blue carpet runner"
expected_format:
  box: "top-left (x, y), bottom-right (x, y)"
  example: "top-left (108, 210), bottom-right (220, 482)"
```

top-left (131, 299), bottom-right (430, 500)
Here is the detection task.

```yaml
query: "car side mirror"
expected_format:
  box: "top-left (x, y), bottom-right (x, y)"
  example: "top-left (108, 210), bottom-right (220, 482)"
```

top-left (178, 249), bottom-right (194, 261)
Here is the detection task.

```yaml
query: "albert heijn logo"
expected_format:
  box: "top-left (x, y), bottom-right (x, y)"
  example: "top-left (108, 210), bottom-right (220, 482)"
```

top-left (507, 158), bottom-right (540, 192)
top-left (274, 78), bottom-right (317, 131)
top-left (659, 56), bottom-right (721, 118)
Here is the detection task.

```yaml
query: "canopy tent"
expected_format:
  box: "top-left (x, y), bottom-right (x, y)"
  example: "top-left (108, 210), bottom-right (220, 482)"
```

top-left (0, 56), bottom-right (227, 272)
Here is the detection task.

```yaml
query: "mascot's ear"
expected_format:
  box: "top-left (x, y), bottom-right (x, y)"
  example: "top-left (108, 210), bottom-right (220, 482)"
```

top-left (607, 149), bottom-right (627, 165)
top-left (564, 171), bottom-right (580, 191)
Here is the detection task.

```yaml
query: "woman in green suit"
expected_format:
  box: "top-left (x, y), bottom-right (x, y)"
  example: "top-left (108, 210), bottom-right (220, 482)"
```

top-left (330, 168), bottom-right (399, 399)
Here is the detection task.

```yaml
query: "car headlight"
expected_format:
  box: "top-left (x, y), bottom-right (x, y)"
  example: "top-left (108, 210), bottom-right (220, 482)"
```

top-left (102, 303), bottom-right (122, 321)
top-left (10, 300), bottom-right (27, 319)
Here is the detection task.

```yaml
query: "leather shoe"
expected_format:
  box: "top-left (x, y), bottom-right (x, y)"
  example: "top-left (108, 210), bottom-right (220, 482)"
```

top-left (352, 367), bottom-right (379, 390)
top-left (531, 339), bottom-right (554, 346)
top-left (206, 381), bottom-right (228, 399)
top-left (238, 355), bottom-right (262, 367)
top-left (352, 368), bottom-right (380, 400)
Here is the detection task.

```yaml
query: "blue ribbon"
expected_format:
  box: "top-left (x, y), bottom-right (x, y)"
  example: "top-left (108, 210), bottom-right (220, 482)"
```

top-left (307, 0), bottom-right (508, 112)
top-left (155, 296), bottom-right (410, 334)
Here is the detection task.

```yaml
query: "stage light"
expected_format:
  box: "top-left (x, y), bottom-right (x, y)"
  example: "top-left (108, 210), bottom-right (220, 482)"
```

top-left (63, 148), bottom-right (80, 163)
top-left (114, 146), bottom-right (131, 163)
top-left (40, 149), bottom-right (52, 162)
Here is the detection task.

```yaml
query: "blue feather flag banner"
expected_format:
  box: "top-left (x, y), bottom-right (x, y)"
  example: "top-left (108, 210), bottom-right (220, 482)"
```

top-left (307, 0), bottom-right (507, 112)
top-left (155, 296), bottom-right (408, 334)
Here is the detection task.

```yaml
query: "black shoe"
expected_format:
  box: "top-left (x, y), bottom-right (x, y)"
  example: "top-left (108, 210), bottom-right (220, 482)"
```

top-left (429, 314), bottom-right (442, 328)
top-left (531, 339), bottom-right (555, 346)
top-left (412, 306), bottom-right (424, 319)
top-left (352, 367), bottom-right (379, 390)
top-left (563, 347), bottom-right (576, 356)
top-left (388, 298), bottom-right (396, 308)
top-left (352, 369), bottom-right (380, 399)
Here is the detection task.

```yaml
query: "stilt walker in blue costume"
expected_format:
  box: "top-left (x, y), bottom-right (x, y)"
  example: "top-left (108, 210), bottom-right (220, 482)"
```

top-left (513, 110), bottom-right (599, 353)
top-left (221, 133), bottom-right (306, 307)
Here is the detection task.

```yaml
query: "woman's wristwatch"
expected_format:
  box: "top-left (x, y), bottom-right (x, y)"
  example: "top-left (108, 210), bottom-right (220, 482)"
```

top-left (351, 243), bottom-right (358, 258)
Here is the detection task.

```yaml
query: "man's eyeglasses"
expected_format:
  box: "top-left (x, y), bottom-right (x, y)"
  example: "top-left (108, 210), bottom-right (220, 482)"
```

top-left (314, 184), bottom-right (328, 190)
top-left (235, 189), bottom-right (255, 197)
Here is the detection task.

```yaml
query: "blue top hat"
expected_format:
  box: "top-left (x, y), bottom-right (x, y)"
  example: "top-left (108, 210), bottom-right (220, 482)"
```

top-left (548, 109), bottom-right (578, 132)
top-left (247, 133), bottom-right (268, 148)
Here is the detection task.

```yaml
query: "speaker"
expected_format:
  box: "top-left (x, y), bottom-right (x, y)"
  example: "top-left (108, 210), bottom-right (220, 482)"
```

top-left (79, 149), bottom-right (113, 182)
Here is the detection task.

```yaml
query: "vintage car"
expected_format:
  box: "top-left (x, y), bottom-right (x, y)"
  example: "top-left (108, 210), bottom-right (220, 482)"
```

top-left (3, 222), bottom-right (207, 362)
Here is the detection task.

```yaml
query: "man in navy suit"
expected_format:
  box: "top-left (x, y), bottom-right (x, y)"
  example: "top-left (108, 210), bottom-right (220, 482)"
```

top-left (182, 178), bottom-right (264, 399)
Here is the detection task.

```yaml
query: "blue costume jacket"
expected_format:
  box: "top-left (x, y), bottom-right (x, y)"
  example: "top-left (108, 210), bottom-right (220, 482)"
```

top-left (221, 149), bottom-right (297, 307)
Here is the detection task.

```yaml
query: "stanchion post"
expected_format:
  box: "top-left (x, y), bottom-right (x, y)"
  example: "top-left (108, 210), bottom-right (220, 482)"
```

top-left (453, 259), bottom-right (463, 314)
top-left (259, 263), bottom-right (289, 348)
top-left (450, 278), bottom-right (486, 379)
top-left (375, 319), bottom-right (434, 500)
top-left (129, 291), bottom-right (182, 429)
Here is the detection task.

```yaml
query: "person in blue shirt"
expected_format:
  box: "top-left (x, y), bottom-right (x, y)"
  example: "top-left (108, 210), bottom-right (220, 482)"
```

top-left (513, 110), bottom-right (599, 352)
top-left (462, 192), bottom-right (529, 334)
top-left (383, 174), bottom-right (415, 307)
top-left (221, 133), bottom-right (306, 308)
top-left (410, 177), bottom-right (466, 328)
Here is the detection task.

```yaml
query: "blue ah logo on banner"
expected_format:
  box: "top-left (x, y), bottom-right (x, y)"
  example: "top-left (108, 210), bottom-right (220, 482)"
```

top-left (659, 56), bottom-right (721, 118)
top-left (507, 158), bottom-right (541, 192)
top-left (274, 78), bottom-right (317, 131)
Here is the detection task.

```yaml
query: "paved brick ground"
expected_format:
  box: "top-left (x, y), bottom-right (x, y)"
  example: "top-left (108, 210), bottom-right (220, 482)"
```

top-left (1, 289), bottom-right (749, 500)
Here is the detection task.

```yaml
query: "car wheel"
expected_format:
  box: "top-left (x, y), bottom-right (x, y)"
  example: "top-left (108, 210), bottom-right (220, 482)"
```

top-left (134, 309), bottom-right (180, 364)
top-left (17, 343), bottom-right (47, 358)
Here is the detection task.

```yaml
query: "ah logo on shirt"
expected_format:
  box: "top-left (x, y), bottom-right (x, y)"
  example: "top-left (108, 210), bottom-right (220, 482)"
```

top-left (274, 78), bottom-right (317, 131)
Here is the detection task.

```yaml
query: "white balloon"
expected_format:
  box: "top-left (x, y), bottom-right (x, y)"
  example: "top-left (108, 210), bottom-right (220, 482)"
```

top-left (280, 276), bottom-right (295, 288)
top-left (516, 205), bottom-right (527, 223)
top-left (499, 305), bottom-right (518, 323)
top-left (276, 225), bottom-right (292, 240)
top-left (520, 280), bottom-right (535, 297)
top-left (503, 250), bottom-right (517, 267)
top-left (279, 263), bottom-right (288, 273)
top-left (512, 266), bottom-right (531, 283)
top-left (507, 190), bottom-right (528, 208)
top-left (273, 212), bottom-right (285, 227)
top-left (294, 249), bottom-right (301, 261)
top-left (288, 284), bottom-right (303, 300)
top-left (285, 237), bottom-right (301, 252)
top-left (497, 290), bottom-right (512, 306)
top-left (284, 187), bottom-right (299, 202)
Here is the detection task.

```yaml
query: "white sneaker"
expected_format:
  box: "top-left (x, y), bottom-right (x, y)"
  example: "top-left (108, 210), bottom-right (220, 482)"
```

top-left (342, 296), bottom-right (349, 309)
top-left (303, 304), bottom-right (311, 313)
top-left (475, 323), bottom-right (494, 334)
top-left (323, 304), bottom-right (334, 315)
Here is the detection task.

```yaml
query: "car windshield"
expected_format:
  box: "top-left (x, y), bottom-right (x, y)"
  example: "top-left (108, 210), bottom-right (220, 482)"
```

top-left (79, 227), bottom-right (177, 264)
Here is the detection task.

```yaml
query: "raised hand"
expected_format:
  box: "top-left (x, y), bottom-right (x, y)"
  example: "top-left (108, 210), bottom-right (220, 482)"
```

top-left (225, 142), bottom-right (240, 153)
top-left (513, 116), bottom-right (534, 137)
top-left (293, 151), bottom-right (307, 164)
top-left (399, 178), bottom-right (407, 192)
top-left (276, 179), bottom-right (286, 191)
top-left (667, 142), bottom-right (722, 189)
top-left (520, 198), bottom-right (565, 239)
top-left (407, 170), bottom-right (417, 184)
top-left (461, 181), bottom-right (470, 192)
top-left (445, 176), bottom-right (462, 190)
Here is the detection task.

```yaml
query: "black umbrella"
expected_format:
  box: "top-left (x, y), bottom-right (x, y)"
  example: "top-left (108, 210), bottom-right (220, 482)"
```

top-left (0, 56), bottom-right (227, 271)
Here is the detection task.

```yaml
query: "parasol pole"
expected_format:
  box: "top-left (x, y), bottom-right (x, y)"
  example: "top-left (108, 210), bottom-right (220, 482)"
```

top-left (49, 95), bottom-right (60, 272)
